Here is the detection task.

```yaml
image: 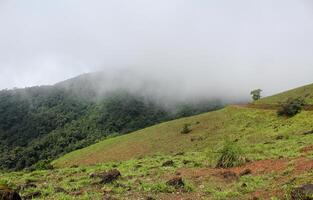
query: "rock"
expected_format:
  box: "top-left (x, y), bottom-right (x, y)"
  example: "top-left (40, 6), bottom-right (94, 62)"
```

top-left (166, 177), bottom-right (184, 188)
top-left (239, 169), bottom-right (252, 176)
top-left (291, 184), bottom-right (313, 200)
top-left (162, 160), bottom-right (174, 167)
top-left (220, 171), bottom-right (238, 181)
top-left (0, 185), bottom-right (21, 200)
top-left (91, 169), bottom-right (121, 184)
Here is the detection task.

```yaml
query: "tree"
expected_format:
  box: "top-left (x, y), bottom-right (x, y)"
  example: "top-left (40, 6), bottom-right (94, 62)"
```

top-left (250, 89), bottom-right (262, 101)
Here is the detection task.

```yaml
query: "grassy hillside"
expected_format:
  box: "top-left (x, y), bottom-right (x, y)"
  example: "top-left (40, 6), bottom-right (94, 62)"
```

top-left (2, 105), bottom-right (313, 199)
top-left (3, 84), bottom-right (313, 199)
top-left (255, 83), bottom-right (313, 105)
top-left (54, 106), bottom-right (313, 168)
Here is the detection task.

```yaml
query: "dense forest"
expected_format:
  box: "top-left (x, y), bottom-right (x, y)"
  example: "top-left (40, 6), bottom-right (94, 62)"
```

top-left (0, 74), bottom-right (223, 170)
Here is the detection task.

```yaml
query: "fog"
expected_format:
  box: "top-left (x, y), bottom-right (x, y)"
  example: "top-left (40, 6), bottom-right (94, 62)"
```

top-left (1, 0), bottom-right (313, 101)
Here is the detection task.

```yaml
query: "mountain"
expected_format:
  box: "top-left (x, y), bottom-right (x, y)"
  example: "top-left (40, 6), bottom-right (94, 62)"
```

top-left (1, 83), bottom-right (313, 199)
top-left (0, 72), bottom-right (223, 170)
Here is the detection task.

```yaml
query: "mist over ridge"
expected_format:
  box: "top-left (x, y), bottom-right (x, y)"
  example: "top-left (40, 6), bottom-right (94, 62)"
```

top-left (1, 0), bottom-right (313, 100)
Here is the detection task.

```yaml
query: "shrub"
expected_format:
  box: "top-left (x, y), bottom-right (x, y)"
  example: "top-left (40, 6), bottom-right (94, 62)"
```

top-left (31, 159), bottom-right (53, 170)
top-left (181, 124), bottom-right (191, 134)
top-left (277, 97), bottom-right (305, 117)
top-left (216, 141), bottom-right (246, 168)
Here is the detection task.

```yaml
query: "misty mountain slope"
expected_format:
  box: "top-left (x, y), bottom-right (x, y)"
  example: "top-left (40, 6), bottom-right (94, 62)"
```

top-left (254, 83), bottom-right (313, 105)
top-left (3, 85), bottom-right (313, 200)
top-left (0, 73), bottom-right (224, 170)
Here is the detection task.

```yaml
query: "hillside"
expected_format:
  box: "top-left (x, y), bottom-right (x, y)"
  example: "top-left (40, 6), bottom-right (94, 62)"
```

top-left (254, 83), bottom-right (313, 105)
top-left (2, 105), bottom-right (313, 199)
top-left (54, 105), bottom-right (313, 168)
top-left (2, 84), bottom-right (313, 199)
top-left (0, 73), bottom-right (223, 170)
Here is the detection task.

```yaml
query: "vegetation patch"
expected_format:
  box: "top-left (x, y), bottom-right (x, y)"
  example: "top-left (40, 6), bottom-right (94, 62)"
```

top-left (216, 141), bottom-right (246, 168)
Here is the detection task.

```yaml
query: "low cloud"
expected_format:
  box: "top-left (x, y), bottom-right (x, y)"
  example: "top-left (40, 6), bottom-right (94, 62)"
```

top-left (1, 0), bottom-right (313, 101)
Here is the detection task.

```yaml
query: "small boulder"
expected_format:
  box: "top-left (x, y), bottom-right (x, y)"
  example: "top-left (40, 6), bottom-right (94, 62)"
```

top-left (0, 185), bottom-right (21, 200)
top-left (162, 160), bottom-right (174, 167)
top-left (97, 169), bottom-right (121, 184)
top-left (166, 177), bottom-right (184, 188)
top-left (291, 184), bottom-right (313, 200)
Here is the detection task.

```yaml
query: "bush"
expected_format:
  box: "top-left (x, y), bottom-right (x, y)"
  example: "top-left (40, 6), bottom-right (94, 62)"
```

top-left (277, 97), bottom-right (305, 117)
top-left (216, 141), bottom-right (246, 168)
top-left (31, 160), bottom-right (53, 170)
top-left (181, 124), bottom-right (191, 134)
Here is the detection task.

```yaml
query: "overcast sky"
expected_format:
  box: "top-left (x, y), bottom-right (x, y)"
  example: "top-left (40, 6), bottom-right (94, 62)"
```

top-left (0, 0), bottom-right (313, 99)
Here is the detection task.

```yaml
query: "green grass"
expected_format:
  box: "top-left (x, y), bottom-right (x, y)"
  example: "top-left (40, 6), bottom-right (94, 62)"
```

top-left (54, 106), bottom-right (313, 168)
top-left (0, 152), bottom-right (283, 200)
top-left (4, 82), bottom-right (313, 199)
top-left (255, 83), bottom-right (313, 105)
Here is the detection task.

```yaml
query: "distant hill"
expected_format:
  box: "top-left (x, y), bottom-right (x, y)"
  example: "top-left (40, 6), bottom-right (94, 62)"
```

top-left (0, 72), bottom-right (223, 170)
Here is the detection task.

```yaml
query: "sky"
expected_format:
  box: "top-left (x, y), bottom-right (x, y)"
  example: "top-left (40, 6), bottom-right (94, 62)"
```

top-left (0, 0), bottom-right (313, 99)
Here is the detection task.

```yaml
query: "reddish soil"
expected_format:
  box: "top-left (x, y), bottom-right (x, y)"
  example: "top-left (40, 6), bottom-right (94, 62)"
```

top-left (294, 156), bottom-right (313, 174)
top-left (178, 159), bottom-right (288, 180)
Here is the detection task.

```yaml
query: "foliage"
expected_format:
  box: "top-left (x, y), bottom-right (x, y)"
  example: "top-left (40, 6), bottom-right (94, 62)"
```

top-left (216, 140), bottom-right (246, 168)
top-left (0, 84), bottom-right (223, 170)
top-left (250, 89), bottom-right (262, 101)
top-left (277, 97), bottom-right (305, 117)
